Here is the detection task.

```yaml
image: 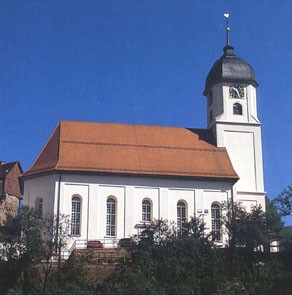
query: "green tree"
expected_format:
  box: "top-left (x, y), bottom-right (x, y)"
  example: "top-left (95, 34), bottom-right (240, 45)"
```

top-left (223, 199), bottom-right (282, 254)
top-left (272, 185), bottom-right (292, 217)
top-left (0, 207), bottom-right (43, 294)
top-left (0, 207), bottom-right (75, 295)
top-left (97, 218), bottom-right (223, 295)
top-left (266, 196), bottom-right (284, 234)
top-left (39, 213), bottom-right (71, 294)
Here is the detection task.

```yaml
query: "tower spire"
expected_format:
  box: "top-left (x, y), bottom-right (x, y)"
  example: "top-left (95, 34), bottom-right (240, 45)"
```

top-left (223, 13), bottom-right (234, 57)
top-left (224, 13), bottom-right (230, 46)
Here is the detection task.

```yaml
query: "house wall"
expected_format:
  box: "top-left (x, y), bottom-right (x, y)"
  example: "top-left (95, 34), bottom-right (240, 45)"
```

top-left (23, 171), bottom-right (267, 249)
top-left (23, 174), bottom-right (57, 216)
top-left (208, 82), bottom-right (265, 208)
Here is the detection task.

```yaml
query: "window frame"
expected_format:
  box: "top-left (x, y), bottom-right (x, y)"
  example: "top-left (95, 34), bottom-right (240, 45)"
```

top-left (71, 195), bottom-right (81, 236)
top-left (177, 201), bottom-right (187, 234)
top-left (211, 203), bottom-right (222, 242)
top-left (142, 199), bottom-right (152, 222)
top-left (106, 197), bottom-right (116, 237)
top-left (233, 103), bottom-right (243, 115)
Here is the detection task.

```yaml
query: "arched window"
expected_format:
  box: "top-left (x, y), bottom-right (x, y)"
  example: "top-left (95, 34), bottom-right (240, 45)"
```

top-left (71, 196), bottom-right (81, 236)
top-left (142, 199), bottom-right (151, 222)
top-left (211, 203), bottom-right (221, 241)
top-left (106, 198), bottom-right (116, 236)
top-left (36, 198), bottom-right (43, 219)
top-left (177, 202), bottom-right (186, 234)
top-left (233, 103), bottom-right (242, 115)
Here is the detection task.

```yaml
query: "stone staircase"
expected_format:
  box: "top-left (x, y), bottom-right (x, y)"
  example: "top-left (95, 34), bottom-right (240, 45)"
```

top-left (71, 248), bottom-right (129, 283)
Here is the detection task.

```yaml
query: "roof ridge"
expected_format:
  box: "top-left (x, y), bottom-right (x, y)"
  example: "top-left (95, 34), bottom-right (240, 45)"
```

top-left (59, 119), bottom-right (204, 131)
top-left (61, 140), bottom-right (223, 152)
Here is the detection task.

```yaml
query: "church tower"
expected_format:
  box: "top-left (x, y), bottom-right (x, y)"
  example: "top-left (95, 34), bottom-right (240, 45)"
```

top-left (203, 17), bottom-right (265, 208)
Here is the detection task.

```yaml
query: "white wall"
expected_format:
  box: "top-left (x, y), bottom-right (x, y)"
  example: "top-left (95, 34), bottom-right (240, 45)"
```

top-left (24, 172), bottom-right (266, 248)
top-left (23, 174), bottom-right (56, 215)
top-left (208, 82), bottom-right (265, 201)
top-left (49, 174), bottom-right (234, 247)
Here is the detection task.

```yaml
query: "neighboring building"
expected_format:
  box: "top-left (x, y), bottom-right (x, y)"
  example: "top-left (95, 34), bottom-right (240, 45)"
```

top-left (0, 161), bottom-right (23, 226)
top-left (22, 36), bottom-right (265, 248)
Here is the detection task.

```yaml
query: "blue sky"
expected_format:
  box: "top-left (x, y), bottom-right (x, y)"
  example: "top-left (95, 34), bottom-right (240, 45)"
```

top-left (1, 1), bottom-right (291, 222)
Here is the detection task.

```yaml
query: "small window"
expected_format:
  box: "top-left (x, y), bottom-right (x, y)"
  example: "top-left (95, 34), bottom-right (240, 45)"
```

top-left (106, 197), bottom-right (116, 236)
top-left (233, 103), bottom-right (242, 115)
top-left (177, 202), bottom-right (187, 234)
top-left (71, 196), bottom-right (81, 236)
top-left (142, 200), bottom-right (151, 222)
top-left (211, 203), bottom-right (221, 241)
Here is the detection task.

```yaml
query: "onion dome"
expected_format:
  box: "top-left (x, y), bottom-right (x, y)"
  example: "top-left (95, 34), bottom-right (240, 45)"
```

top-left (203, 45), bottom-right (258, 96)
top-left (203, 12), bottom-right (258, 96)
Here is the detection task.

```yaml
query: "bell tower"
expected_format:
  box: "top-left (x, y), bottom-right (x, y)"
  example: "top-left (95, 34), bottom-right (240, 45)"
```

top-left (203, 14), bottom-right (265, 208)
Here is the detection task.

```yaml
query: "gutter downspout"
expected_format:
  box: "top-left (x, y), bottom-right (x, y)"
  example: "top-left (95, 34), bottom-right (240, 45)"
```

top-left (230, 183), bottom-right (235, 250)
top-left (87, 186), bottom-right (90, 241)
top-left (56, 174), bottom-right (62, 252)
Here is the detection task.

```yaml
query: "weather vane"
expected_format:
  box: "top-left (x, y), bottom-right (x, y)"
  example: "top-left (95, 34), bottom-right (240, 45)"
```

top-left (224, 13), bottom-right (230, 46)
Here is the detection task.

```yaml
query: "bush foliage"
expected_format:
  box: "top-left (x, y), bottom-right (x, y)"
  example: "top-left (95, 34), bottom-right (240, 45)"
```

top-left (1, 197), bottom-right (292, 294)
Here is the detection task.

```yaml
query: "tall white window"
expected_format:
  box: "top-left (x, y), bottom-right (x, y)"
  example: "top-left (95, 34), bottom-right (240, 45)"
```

top-left (177, 202), bottom-right (186, 233)
top-left (142, 200), bottom-right (151, 222)
top-left (71, 196), bottom-right (81, 236)
top-left (211, 203), bottom-right (221, 241)
top-left (35, 199), bottom-right (44, 219)
top-left (106, 198), bottom-right (116, 236)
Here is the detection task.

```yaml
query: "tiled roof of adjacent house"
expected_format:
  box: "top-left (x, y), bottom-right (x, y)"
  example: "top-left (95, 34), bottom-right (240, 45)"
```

top-left (23, 120), bottom-right (238, 181)
top-left (0, 161), bottom-right (23, 199)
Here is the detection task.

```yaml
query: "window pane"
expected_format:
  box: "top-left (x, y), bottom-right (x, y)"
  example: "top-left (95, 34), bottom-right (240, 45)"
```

top-left (106, 198), bottom-right (116, 236)
top-left (233, 103), bottom-right (242, 115)
top-left (177, 202), bottom-right (186, 233)
top-left (71, 197), bottom-right (81, 236)
top-left (142, 200), bottom-right (151, 222)
top-left (211, 204), bottom-right (221, 241)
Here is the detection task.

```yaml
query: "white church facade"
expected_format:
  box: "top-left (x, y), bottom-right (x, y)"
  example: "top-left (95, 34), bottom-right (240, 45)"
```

top-left (22, 40), bottom-right (265, 249)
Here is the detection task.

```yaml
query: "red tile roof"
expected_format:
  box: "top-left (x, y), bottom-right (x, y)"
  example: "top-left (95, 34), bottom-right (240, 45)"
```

top-left (0, 162), bottom-right (18, 178)
top-left (23, 121), bottom-right (238, 180)
top-left (0, 161), bottom-right (23, 199)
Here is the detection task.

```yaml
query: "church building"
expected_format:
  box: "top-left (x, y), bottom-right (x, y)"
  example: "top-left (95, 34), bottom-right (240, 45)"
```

top-left (22, 30), bottom-right (265, 248)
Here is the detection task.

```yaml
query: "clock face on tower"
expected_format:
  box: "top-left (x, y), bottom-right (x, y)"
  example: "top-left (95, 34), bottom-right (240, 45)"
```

top-left (229, 84), bottom-right (244, 98)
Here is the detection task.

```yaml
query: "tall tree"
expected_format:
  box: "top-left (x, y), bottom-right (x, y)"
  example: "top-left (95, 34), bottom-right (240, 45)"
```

top-left (223, 199), bottom-right (282, 253)
top-left (272, 185), bottom-right (292, 217)
top-left (97, 218), bottom-right (223, 295)
top-left (0, 207), bottom-right (72, 295)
